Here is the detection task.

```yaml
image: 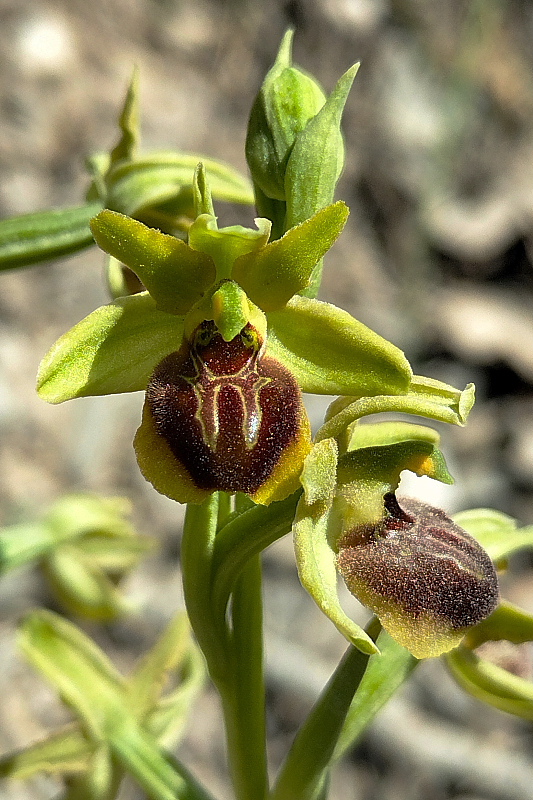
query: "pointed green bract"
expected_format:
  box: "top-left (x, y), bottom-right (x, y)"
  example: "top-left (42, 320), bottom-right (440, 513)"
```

top-left (266, 295), bottom-right (412, 396)
top-left (232, 202), bottom-right (349, 311)
top-left (37, 292), bottom-right (184, 403)
top-left (110, 65), bottom-right (140, 165)
top-left (284, 64), bottom-right (358, 230)
top-left (90, 210), bottom-right (215, 314)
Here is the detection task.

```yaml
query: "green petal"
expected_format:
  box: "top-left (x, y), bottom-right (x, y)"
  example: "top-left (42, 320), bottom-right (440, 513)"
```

top-left (293, 501), bottom-right (378, 655)
top-left (232, 202), bottom-right (349, 311)
top-left (266, 296), bottom-right (412, 395)
top-left (37, 292), bottom-right (184, 403)
top-left (90, 210), bottom-right (215, 314)
top-left (188, 213), bottom-right (271, 280)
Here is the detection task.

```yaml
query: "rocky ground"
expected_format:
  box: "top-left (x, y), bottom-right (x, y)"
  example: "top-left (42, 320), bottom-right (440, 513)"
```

top-left (2, 1), bottom-right (533, 798)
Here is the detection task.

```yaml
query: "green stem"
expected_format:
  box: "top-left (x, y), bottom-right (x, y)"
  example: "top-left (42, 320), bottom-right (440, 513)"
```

top-left (270, 644), bottom-right (371, 800)
top-left (181, 495), bottom-right (229, 685)
top-left (220, 555), bottom-right (269, 800)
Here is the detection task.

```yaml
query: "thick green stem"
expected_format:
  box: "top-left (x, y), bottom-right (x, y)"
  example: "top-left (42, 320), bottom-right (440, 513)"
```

top-left (181, 495), bottom-right (229, 686)
top-left (183, 497), bottom-right (269, 800)
top-left (216, 555), bottom-right (269, 800)
top-left (271, 644), bottom-right (371, 800)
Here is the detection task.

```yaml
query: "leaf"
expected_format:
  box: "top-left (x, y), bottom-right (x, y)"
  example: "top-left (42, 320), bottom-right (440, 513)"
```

top-left (0, 202), bottom-right (102, 270)
top-left (105, 153), bottom-right (254, 216)
top-left (37, 292), bottom-right (184, 403)
top-left (19, 611), bottom-right (214, 800)
top-left (266, 296), bottom-right (412, 396)
top-left (334, 628), bottom-right (418, 758)
top-left (0, 726), bottom-right (91, 780)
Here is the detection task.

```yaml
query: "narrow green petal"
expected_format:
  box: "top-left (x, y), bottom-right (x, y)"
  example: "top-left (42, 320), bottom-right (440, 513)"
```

top-left (37, 292), bottom-right (184, 403)
top-left (293, 504), bottom-right (378, 655)
top-left (188, 213), bottom-right (271, 280)
top-left (232, 202), bottom-right (349, 311)
top-left (90, 210), bottom-right (215, 314)
top-left (266, 296), bottom-right (411, 395)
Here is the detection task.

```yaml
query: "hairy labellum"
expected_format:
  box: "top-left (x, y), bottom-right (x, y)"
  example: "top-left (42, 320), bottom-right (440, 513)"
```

top-left (337, 495), bottom-right (499, 658)
top-left (140, 320), bottom-right (309, 500)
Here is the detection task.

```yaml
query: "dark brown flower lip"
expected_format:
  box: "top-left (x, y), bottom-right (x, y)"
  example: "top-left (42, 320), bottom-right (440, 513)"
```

top-left (338, 495), bottom-right (500, 630)
top-left (146, 322), bottom-right (306, 494)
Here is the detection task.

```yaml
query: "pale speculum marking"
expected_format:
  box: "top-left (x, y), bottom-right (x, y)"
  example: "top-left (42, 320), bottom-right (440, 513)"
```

top-left (188, 335), bottom-right (272, 452)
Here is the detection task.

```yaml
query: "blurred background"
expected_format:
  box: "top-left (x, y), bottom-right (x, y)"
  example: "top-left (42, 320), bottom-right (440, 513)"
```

top-left (2, 0), bottom-right (533, 798)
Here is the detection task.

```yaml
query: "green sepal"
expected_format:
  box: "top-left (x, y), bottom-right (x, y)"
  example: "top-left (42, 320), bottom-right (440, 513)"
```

top-left (37, 292), bottom-right (184, 403)
top-left (293, 511), bottom-right (379, 656)
top-left (245, 29), bottom-right (326, 202)
top-left (90, 210), bottom-right (216, 314)
top-left (447, 602), bottom-right (533, 721)
top-left (0, 201), bottom-right (103, 270)
top-left (293, 445), bottom-right (379, 656)
top-left (188, 213), bottom-right (271, 281)
top-left (101, 153), bottom-right (254, 217)
top-left (284, 62), bottom-right (358, 231)
top-left (232, 201), bottom-right (349, 311)
top-left (266, 295), bottom-right (412, 396)
top-left (453, 508), bottom-right (533, 566)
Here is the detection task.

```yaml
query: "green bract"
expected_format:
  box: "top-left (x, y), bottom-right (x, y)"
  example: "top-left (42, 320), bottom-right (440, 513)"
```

top-left (37, 170), bottom-right (412, 506)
